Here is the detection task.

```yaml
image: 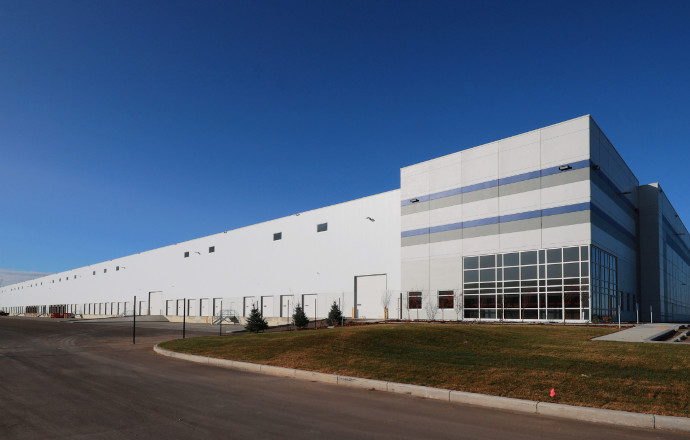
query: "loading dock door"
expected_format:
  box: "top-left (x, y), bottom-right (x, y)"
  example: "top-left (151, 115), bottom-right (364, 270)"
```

top-left (176, 300), bottom-right (184, 316)
top-left (188, 299), bottom-right (198, 316)
top-left (261, 296), bottom-right (274, 317)
top-left (149, 291), bottom-right (163, 315)
top-left (213, 298), bottom-right (222, 316)
top-left (243, 297), bottom-right (256, 317)
top-left (280, 295), bottom-right (294, 317)
top-left (302, 294), bottom-right (318, 320)
top-left (355, 274), bottom-right (387, 319)
top-left (200, 298), bottom-right (210, 316)
top-left (166, 300), bottom-right (175, 315)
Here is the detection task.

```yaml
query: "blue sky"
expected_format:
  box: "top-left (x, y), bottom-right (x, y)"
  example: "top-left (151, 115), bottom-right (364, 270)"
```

top-left (1, 0), bottom-right (689, 274)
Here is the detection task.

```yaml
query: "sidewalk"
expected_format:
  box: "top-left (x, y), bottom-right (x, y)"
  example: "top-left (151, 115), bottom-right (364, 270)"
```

top-left (593, 323), bottom-right (686, 343)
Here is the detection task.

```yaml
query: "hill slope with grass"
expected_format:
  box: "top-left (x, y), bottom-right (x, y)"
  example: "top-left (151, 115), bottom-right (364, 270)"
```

top-left (160, 324), bottom-right (690, 417)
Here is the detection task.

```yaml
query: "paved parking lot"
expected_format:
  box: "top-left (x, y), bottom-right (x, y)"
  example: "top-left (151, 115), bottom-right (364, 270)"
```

top-left (0, 317), bottom-right (685, 439)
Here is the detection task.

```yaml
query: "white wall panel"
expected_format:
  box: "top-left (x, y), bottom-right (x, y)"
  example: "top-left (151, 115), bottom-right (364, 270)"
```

top-left (1, 190), bottom-right (401, 320)
top-left (498, 131), bottom-right (541, 178)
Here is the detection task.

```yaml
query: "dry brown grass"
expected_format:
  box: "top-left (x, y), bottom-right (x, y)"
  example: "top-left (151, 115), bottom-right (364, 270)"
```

top-left (160, 323), bottom-right (690, 417)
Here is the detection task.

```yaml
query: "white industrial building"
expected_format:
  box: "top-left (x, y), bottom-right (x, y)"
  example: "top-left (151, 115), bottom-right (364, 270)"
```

top-left (2, 116), bottom-right (689, 323)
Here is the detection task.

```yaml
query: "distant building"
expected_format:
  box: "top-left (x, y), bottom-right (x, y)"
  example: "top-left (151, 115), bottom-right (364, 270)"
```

top-left (2, 116), bottom-right (688, 322)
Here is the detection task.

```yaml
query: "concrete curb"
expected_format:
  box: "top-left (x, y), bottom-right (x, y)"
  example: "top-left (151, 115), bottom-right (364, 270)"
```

top-left (153, 345), bottom-right (690, 433)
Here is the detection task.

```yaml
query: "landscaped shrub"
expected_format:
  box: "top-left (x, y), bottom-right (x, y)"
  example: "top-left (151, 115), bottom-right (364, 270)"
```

top-left (245, 305), bottom-right (268, 333)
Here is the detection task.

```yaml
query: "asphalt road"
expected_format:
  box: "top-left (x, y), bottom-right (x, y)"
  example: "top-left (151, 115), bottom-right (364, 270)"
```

top-left (0, 317), bottom-right (684, 440)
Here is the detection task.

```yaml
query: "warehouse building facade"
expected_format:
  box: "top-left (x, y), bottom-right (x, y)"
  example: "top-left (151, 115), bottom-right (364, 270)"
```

top-left (2, 116), bottom-right (689, 322)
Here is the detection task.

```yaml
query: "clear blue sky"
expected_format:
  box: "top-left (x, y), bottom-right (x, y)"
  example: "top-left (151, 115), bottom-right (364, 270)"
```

top-left (2, 0), bottom-right (689, 273)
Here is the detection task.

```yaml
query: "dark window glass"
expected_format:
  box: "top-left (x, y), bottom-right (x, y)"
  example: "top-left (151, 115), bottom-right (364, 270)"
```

top-left (273, 232), bottom-right (282, 241)
top-left (504, 267), bottom-right (519, 281)
top-left (504, 253), bottom-right (519, 266)
top-left (563, 247), bottom-right (580, 262)
top-left (209, 246), bottom-right (215, 253)
top-left (522, 294), bottom-right (538, 308)
top-left (547, 248), bottom-right (562, 263)
top-left (539, 250), bottom-right (546, 263)
top-left (464, 309), bottom-right (479, 318)
top-left (521, 280), bottom-right (538, 287)
top-left (480, 309), bottom-right (497, 319)
top-left (103, 269), bottom-right (107, 273)
top-left (563, 263), bottom-right (579, 277)
top-left (480, 295), bottom-right (497, 308)
top-left (504, 294), bottom-right (520, 308)
top-left (464, 256), bottom-right (479, 269)
top-left (581, 246), bottom-right (589, 260)
top-left (521, 265), bottom-right (538, 280)
top-left (547, 264), bottom-right (562, 278)
top-left (464, 295), bottom-right (479, 308)
top-left (480, 255), bottom-right (495, 268)
top-left (504, 309), bottom-right (520, 319)
top-left (464, 270), bottom-right (479, 283)
top-left (408, 292), bottom-right (422, 309)
top-left (480, 269), bottom-right (495, 281)
top-left (116, 266), bottom-right (120, 271)
top-left (521, 251), bottom-right (537, 265)
top-left (547, 293), bottom-right (563, 307)
top-left (503, 280), bottom-right (519, 288)
top-left (92, 271), bottom-right (95, 275)
top-left (438, 291), bottom-right (454, 309)
top-left (317, 223), bottom-right (328, 232)
top-left (581, 262), bottom-right (589, 276)
top-left (523, 309), bottom-right (538, 319)
top-left (463, 283), bottom-right (479, 289)
top-left (547, 309), bottom-right (563, 320)
top-left (496, 254), bottom-right (503, 267)
top-left (184, 251), bottom-right (190, 258)
top-left (565, 309), bottom-right (579, 319)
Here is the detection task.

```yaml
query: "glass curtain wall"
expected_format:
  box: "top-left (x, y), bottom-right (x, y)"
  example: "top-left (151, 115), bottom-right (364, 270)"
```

top-left (462, 246), bottom-right (591, 321)
top-left (590, 246), bottom-right (619, 321)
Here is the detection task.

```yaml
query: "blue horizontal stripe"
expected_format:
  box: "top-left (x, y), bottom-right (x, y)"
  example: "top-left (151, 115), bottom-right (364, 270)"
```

top-left (401, 202), bottom-right (591, 238)
top-left (402, 159), bottom-right (591, 206)
top-left (588, 204), bottom-right (637, 243)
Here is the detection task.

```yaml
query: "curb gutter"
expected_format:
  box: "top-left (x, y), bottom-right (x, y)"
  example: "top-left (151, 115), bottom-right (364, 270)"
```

top-left (153, 345), bottom-right (689, 433)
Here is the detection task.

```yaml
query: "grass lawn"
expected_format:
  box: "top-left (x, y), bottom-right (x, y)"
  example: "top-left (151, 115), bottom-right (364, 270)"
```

top-left (160, 323), bottom-right (690, 417)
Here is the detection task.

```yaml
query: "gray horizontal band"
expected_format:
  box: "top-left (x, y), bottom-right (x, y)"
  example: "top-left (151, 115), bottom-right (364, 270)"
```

top-left (591, 172), bottom-right (637, 220)
top-left (402, 168), bottom-right (590, 216)
top-left (591, 211), bottom-right (637, 250)
top-left (402, 211), bottom-right (590, 247)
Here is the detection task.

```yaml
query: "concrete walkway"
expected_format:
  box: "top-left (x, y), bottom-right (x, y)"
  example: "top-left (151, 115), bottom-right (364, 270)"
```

top-left (593, 323), bottom-right (688, 343)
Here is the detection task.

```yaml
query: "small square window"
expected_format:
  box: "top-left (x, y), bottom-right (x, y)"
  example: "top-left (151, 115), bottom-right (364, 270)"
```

top-left (116, 266), bottom-right (120, 271)
top-left (104, 269), bottom-right (107, 273)
top-left (184, 251), bottom-right (190, 258)
top-left (408, 291), bottom-right (422, 309)
top-left (317, 223), bottom-right (328, 232)
top-left (209, 246), bottom-right (215, 253)
top-left (273, 232), bottom-right (282, 241)
top-left (93, 271), bottom-right (96, 275)
top-left (438, 291), bottom-right (454, 309)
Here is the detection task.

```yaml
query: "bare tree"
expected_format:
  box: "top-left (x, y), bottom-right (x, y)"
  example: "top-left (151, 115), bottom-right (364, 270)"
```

top-left (424, 293), bottom-right (438, 321)
top-left (454, 291), bottom-right (463, 321)
top-left (381, 290), bottom-right (393, 321)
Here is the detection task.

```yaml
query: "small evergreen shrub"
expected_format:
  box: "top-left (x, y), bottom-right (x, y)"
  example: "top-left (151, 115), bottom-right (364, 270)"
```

top-left (292, 303), bottom-right (309, 329)
top-left (245, 305), bottom-right (269, 333)
top-left (326, 301), bottom-right (343, 326)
